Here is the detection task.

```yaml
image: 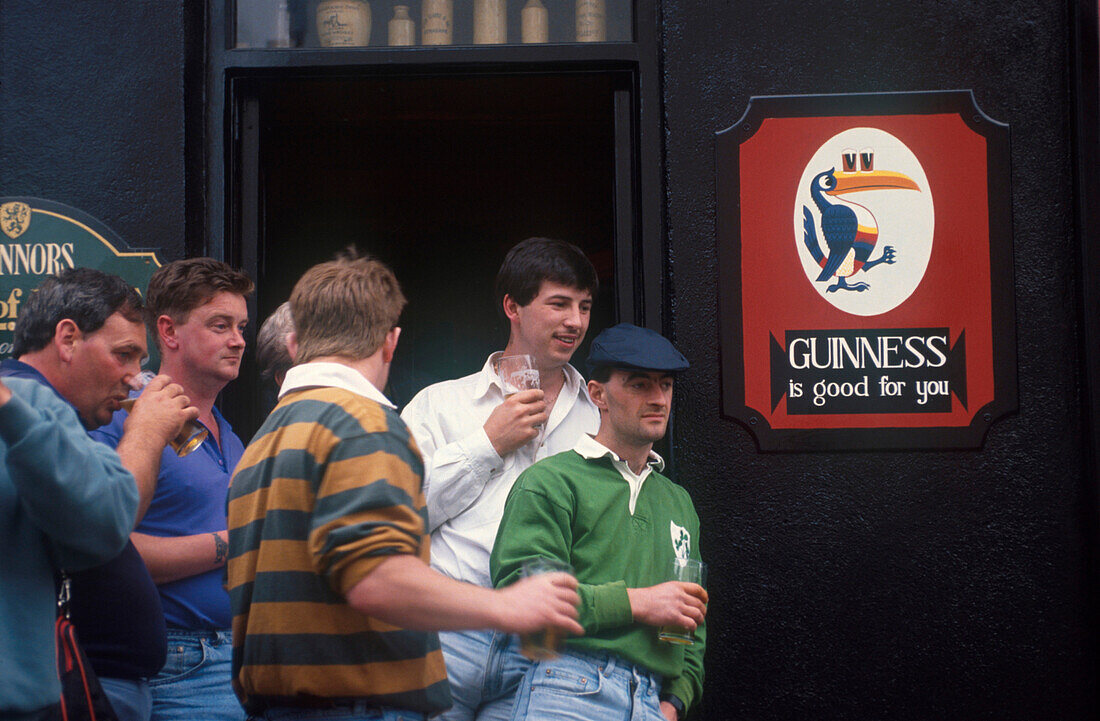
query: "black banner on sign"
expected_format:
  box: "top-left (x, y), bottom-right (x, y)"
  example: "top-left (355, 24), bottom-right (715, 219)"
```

top-left (771, 328), bottom-right (967, 415)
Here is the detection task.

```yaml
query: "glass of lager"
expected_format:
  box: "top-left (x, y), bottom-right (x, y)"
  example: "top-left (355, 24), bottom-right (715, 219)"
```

top-left (121, 371), bottom-right (208, 457)
top-left (497, 354), bottom-right (540, 397)
top-left (658, 558), bottom-right (706, 645)
top-left (519, 557), bottom-right (573, 660)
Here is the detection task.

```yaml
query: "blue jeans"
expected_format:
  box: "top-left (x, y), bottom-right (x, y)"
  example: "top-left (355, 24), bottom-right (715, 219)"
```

top-left (149, 629), bottom-right (245, 721)
top-left (436, 629), bottom-right (528, 721)
top-left (509, 650), bottom-right (664, 721)
top-left (100, 676), bottom-right (152, 721)
top-left (253, 704), bottom-right (424, 721)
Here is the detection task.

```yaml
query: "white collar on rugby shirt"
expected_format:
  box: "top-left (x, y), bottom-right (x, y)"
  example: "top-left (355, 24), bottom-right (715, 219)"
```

top-left (278, 361), bottom-right (395, 409)
top-left (573, 434), bottom-right (665, 514)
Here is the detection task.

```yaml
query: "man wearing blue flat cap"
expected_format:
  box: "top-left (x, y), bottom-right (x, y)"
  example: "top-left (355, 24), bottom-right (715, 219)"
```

top-left (490, 323), bottom-right (707, 721)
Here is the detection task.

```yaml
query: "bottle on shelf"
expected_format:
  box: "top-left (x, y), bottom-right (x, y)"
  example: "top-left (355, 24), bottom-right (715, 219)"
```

top-left (474, 0), bottom-right (507, 45)
top-left (576, 0), bottom-right (606, 42)
top-left (389, 5), bottom-right (415, 46)
top-left (422, 0), bottom-right (453, 45)
top-left (316, 0), bottom-right (372, 47)
top-left (521, 0), bottom-right (549, 44)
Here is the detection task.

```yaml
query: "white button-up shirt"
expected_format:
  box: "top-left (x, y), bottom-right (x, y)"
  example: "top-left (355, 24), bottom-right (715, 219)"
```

top-left (401, 353), bottom-right (600, 587)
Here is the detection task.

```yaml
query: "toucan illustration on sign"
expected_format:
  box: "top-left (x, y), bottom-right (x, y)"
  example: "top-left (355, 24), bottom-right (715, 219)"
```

top-left (717, 91), bottom-right (1017, 451)
top-left (801, 149), bottom-right (920, 293)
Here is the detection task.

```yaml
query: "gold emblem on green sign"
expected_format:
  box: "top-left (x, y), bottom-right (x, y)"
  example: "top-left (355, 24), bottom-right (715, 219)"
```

top-left (0, 196), bottom-right (162, 361)
top-left (1, 202), bottom-right (31, 240)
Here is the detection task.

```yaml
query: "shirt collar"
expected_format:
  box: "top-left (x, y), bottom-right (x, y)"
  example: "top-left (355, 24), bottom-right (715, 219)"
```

top-left (471, 352), bottom-right (589, 402)
top-left (574, 433), bottom-right (665, 473)
top-left (278, 361), bottom-right (395, 408)
top-left (0, 358), bottom-right (75, 411)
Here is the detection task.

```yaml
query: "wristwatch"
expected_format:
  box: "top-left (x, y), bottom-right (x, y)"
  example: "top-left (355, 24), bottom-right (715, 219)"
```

top-left (661, 694), bottom-right (686, 719)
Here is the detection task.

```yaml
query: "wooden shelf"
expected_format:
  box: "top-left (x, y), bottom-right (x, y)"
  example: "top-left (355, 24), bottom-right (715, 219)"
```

top-left (221, 40), bottom-right (640, 71)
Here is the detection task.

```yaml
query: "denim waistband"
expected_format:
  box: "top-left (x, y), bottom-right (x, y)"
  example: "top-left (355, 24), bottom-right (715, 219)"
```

top-left (546, 648), bottom-right (661, 690)
top-left (165, 627), bottom-right (231, 644)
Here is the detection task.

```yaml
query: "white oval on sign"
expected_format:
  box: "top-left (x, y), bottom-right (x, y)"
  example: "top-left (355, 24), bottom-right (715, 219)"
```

top-left (793, 127), bottom-right (935, 317)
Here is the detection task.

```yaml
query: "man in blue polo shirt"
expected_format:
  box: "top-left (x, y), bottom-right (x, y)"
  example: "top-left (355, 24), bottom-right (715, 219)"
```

top-left (92, 258), bottom-right (254, 721)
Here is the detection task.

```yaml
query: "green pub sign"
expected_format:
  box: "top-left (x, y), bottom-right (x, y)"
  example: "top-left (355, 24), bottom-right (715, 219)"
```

top-left (0, 197), bottom-right (162, 360)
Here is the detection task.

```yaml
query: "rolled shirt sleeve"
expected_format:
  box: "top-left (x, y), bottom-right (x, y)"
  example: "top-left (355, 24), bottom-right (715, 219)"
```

top-left (309, 428), bottom-right (429, 596)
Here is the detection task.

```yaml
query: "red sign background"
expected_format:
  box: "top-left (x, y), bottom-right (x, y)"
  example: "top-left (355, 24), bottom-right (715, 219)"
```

top-left (738, 113), bottom-right (994, 429)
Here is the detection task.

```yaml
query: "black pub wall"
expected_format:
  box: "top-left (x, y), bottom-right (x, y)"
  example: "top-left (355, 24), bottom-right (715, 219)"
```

top-left (661, 1), bottom-right (1097, 719)
top-left (0, 1), bottom-right (192, 262)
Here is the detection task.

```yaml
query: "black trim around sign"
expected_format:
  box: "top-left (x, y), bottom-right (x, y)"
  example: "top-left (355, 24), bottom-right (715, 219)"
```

top-left (715, 91), bottom-right (1018, 452)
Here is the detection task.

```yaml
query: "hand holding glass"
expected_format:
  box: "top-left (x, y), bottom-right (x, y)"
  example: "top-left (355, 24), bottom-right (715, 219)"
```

top-left (519, 558), bottom-right (573, 660)
top-left (658, 558), bottom-right (707, 645)
top-left (122, 371), bottom-right (208, 456)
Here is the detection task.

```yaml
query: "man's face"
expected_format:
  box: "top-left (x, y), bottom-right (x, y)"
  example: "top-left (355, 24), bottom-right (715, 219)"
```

top-left (592, 369), bottom-right (674, 448)
top-left (65, 312), bottom-right (147, 428)
top-left (170, 291), bottom-right (249, 384)
top-left (508, 280), bottom-right (592, 369)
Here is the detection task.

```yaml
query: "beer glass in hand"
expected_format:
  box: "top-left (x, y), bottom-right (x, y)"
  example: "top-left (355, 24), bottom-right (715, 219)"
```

top-left (122, 371), bottom-right (208, 456)
top-left (498, 353), bottom-right (543, 433)
top-left (519, 557), bottom-right (574, 659)
top-left (658, 558), bottom-right (707, 645)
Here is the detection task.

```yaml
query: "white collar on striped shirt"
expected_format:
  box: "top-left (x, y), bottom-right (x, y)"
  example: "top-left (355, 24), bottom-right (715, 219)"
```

top-left (278, 361), bottom-right (396, 409)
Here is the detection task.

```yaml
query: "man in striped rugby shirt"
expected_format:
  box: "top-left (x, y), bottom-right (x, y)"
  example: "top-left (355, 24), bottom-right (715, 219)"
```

top-left (226, 252), bottom-right (583, 721)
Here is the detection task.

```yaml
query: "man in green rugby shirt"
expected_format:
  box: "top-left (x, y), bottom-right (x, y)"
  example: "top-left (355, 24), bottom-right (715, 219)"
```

top-left (226, 253), bottom-right (583, 721)
top-left (491, 323), bottom-right (707, 721)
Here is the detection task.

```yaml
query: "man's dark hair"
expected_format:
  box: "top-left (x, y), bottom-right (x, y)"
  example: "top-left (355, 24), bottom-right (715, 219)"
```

top-left (494, 237), bottom-right (599, 311)
top-left (144, 258), bottom-right (254, 347)
top-left (13, 267), bottom-right (144, 357)
top-left (589, 366), bottom-right (676, 383)
top-left (589, 365), bottom-right (614, 383)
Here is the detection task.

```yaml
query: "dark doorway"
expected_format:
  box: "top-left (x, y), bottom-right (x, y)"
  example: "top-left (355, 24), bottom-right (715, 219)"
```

top-left (227, 71), bottom-right (625, 437)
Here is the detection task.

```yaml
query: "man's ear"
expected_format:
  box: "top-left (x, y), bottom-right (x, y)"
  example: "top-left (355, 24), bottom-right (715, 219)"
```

top-left (156, 315), bottom-right (179, 351)
top-left (587, 379), bottom-right (608, 411)
top-left (381, 326), bottom-right (401, 364)
top-left (285, 331), bottom-right (298, 361)
top-left (53, 319), bottom-right (80, 363)
top-left (502, 294), bottom-right (521, 323)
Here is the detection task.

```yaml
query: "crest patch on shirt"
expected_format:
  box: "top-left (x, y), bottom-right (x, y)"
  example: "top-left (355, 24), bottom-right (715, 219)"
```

top-left (670, 520), bottom-right (691, 560)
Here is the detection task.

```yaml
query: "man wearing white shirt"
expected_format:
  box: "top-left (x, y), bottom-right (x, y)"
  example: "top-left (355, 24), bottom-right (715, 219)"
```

top-left (401, 237), bottom-right (601, 721)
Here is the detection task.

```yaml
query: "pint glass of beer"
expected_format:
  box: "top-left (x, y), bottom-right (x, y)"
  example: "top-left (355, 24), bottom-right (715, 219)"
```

top-left (658, 558), bottom-right (706, 645)
top-left (519, 557), bottom-right (573, 660)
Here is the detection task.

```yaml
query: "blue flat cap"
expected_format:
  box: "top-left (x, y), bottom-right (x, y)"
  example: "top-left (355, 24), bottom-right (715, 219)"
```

top-left (586, 323), bottom-right (690, 373)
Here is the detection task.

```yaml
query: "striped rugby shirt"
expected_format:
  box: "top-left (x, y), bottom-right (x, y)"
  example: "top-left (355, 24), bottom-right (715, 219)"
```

top-left (226, 363), bottom-right (450, 715)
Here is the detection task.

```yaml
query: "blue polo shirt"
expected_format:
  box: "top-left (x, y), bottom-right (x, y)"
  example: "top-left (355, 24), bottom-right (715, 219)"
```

top-left (91, 396), bottom-right (244, 630)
